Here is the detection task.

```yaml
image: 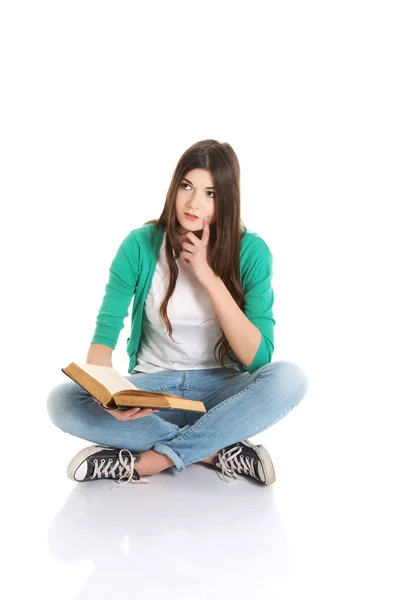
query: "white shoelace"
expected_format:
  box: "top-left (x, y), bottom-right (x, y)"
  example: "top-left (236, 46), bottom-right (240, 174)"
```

top-left (216, 446), bottom-right (257, 483)
top-left (92, 449), bottom-right (147, 486)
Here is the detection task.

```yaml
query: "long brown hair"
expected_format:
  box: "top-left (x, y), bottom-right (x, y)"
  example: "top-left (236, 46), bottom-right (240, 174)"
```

top-left (144, 139), bottom-right (247, 368)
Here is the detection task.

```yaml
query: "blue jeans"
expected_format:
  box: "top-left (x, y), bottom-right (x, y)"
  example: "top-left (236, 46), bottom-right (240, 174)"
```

top-left (46, 360), bottom-right (308, 471)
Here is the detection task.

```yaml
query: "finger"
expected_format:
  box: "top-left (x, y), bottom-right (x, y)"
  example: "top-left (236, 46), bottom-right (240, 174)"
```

top-left (201, 216), bottom-right (210, 244)
top-left (181, 242), bottom-right (194, 253)
top-left (131, 408), bottom-right (159, 420)
top-left (114, 407), bottom-right (140, 418)
top-left (179, 233), bottom-right (190, 243)
top-left (183, 232), bottom-right (197, 245)
top-left (121, 408), bottom-right (143, 421)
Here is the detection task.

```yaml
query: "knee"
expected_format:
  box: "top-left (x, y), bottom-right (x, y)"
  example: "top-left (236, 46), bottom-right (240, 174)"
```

top-left (46, 381), bottom-right (78, 428)
top-left (259, 360), bottom-right (309, 406)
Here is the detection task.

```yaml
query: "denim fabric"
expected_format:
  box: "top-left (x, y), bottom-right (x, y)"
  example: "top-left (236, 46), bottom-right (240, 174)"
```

top-left (47, 360), bottom-right (308, 471)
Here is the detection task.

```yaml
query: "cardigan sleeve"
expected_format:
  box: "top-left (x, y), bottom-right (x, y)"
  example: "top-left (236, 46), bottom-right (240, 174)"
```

top-left (90, 232), bottom-right (139, 349)
top-left (241, 239), bottom-right (275, 374)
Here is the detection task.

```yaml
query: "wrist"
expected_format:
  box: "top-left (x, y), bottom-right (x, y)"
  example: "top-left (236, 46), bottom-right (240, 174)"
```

top-left (201, 268), bottom-right (218, 288)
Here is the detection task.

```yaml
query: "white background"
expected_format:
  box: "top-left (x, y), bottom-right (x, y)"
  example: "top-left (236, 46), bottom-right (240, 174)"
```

top-left (1, 1), bottom-right (399, 598)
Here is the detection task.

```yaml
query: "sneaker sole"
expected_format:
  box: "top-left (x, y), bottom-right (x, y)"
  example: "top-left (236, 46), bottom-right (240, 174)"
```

top-left (241, 439), bottom-right (276, 485)
top-left (67, 444), bottom-right (113, 481)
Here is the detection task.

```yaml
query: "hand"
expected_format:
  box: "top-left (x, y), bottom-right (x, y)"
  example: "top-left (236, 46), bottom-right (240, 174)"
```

top-left (91, 397), bottom-right (159, 421)
top-left (178, 216), bottom-right (215, 285)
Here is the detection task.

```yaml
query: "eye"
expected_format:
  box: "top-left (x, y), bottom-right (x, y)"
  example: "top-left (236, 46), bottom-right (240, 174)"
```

top-left (180, 182), bottom-right (216, 198)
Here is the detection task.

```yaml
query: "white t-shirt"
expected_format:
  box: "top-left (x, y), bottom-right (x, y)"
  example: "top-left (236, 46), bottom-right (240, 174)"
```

top-left (135, 232), bottom-right (240, 373)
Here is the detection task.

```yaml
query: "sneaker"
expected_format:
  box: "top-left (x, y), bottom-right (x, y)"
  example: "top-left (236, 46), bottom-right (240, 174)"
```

top-left (212, 439), bottom-right (276, 485)
top-left (67, 445), bottom-right (147, 485)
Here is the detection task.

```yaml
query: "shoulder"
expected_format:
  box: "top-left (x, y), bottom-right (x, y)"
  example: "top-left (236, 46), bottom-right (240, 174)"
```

top-left (128, 222), bottom-right (156, 244)
top-left (240, 228), bottom-right (273, 261)
top-left (118, 223), bottom-right (161, 254)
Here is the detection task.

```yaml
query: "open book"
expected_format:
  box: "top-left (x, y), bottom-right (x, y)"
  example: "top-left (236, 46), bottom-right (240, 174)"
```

top-left (61, 362), bottom-right (207, 413)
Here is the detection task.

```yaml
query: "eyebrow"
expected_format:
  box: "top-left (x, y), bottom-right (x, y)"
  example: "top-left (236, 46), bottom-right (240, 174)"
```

top-left (182, 177), bottom-right (215, 190)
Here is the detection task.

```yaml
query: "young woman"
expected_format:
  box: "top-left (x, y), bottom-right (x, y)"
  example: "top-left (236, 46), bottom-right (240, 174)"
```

top-left (47, 139), bottom-right (309, 486)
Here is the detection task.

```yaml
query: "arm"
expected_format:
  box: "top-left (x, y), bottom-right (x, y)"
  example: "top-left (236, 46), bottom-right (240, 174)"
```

top-left (202, 274), bottom-right (262, 368)
top-left (90, 232), bottom-right (139, 348)
top-left (86, 343), bottom-right (113, 368)
top-left (203, 237), bottom-right (275, 374)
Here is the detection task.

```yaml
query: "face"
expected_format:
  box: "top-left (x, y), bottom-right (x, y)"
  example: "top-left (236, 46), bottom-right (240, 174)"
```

top-left (175, 168), bottom-right (216, 235)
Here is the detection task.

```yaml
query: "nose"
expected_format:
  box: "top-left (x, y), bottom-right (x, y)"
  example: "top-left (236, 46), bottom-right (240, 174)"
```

top-left (188, 189), bottom-right (203, 207)
top-left (186, 204), bottom-right (200, 213)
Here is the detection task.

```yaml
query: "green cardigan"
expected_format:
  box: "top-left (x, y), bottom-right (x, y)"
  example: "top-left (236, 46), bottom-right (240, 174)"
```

top-left (91, 222), bottom-right (275, 375)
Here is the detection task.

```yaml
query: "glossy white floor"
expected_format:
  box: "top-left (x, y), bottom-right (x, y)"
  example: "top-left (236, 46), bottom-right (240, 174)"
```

top-left (6, 359), bottom-right (399, 600)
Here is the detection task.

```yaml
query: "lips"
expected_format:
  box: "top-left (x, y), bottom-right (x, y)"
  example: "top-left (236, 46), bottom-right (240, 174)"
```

top-left (184, 213), bottom-right (199, 220)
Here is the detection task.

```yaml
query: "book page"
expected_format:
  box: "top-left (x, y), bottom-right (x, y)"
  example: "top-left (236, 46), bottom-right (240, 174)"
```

top-left (74, 363), bottom-right (139, 395)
